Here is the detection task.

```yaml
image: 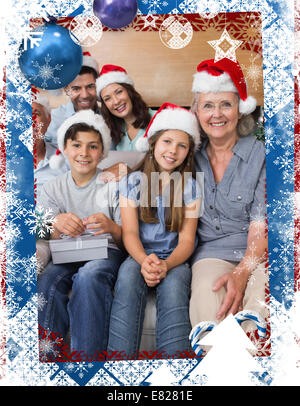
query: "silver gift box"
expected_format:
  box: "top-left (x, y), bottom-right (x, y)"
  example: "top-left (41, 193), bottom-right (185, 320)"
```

top-left (49, 234), bottom-right (108, 264)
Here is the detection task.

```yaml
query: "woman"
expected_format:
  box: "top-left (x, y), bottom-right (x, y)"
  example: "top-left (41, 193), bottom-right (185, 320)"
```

top-left (189, 58), bottom-right (268, 331)
top-left (96, 64), bottom-right (155, 151)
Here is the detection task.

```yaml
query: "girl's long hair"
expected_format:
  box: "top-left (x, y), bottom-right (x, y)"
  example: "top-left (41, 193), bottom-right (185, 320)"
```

top-left (132, 130), bottom-right (196, 233)
top-left (99, 83), bottom-right (152, 147)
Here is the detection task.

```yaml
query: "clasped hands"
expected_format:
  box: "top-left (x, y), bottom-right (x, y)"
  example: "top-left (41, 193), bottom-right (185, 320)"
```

top-left (141, 253), bottom-right (168, 287)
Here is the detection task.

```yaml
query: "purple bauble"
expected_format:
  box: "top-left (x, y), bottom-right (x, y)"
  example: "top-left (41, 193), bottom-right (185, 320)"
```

top-left (93, 0), bottom-right (138, 29)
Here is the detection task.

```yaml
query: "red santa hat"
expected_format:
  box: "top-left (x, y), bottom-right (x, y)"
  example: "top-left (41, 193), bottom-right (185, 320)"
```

top-left (192, 58), bottom-right (257, 115)
top-left (96, 64), bottom-right (134, 96)
top-left (49, 109), bottom-right (111, 169)
top-left (135, 102), bottom-right (201, 153)
top-left (82, 51), bottom-right (99, 76)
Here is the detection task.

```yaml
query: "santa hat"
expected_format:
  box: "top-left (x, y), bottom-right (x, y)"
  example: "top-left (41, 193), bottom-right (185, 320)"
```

top-left (96, 64), bottom-right (134, 96)
top-left (135, 102), bottom-right (200, 153)
top-left (32, 88), bottom-right (50, 115)
top-left (192, 58), bottom-right (257, 115)
top-left (49, 109), bottom-right (111, 169)
top-left (82, 51), bottom-right (99, 76)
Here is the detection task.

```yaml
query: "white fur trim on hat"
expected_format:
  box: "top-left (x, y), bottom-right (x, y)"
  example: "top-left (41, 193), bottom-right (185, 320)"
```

top-left (136, 108), bottom-right (200, 152)
top-left (49, 152), bottom-right (65, 170)
top-left (96, 71), bottom-right (134, 96)
top-left (192, 71), bottom-right (257, 115)
top-left (50, 110), bottom-right (112, 169)
top-left (192, 71), bottom-right (237, 95)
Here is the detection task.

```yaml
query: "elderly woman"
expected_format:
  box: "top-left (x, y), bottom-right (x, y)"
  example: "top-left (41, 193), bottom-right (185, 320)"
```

top-left (189, 58), bottom-right (268, 329)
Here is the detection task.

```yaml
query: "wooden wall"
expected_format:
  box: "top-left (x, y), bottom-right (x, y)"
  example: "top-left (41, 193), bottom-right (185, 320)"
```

top-left (44, 25), bottom-right (263, 109)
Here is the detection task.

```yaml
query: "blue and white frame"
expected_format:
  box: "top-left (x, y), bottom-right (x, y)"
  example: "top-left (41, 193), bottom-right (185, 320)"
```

top-left (0, 0), bottom-right (297, 386)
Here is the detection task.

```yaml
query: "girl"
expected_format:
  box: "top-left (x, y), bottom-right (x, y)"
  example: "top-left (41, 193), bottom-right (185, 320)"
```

top-left (108, 103), bottom-right (203, 357)
top-left (96, 64), bottom-right (155, 151)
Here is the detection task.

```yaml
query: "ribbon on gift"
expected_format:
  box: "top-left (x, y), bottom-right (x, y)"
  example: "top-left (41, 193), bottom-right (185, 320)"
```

top-left (60, 228), bottom-right (102, 240)
top-left (75, 238), bottom-right (83, 249)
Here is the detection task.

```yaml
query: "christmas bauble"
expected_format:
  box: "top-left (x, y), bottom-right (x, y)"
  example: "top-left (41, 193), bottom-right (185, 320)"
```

top-left (93, 0), bottom-right (138, 29)
top-left (19, 21), bottom-right (83, 90)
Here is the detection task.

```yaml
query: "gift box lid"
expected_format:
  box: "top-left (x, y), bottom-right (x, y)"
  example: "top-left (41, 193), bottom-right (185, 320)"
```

top-left (49, 234), bottom-right (108, 253)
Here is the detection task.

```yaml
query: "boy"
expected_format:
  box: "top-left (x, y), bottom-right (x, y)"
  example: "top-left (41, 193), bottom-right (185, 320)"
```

top-left (38, 109), bottom-right (125, 359)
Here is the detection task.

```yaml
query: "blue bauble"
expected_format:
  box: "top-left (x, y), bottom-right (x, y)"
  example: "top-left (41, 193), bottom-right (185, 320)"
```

top-left (19, 21), bottom-right (83, 90)
top-left (93, 0), bottom-right (138, 29)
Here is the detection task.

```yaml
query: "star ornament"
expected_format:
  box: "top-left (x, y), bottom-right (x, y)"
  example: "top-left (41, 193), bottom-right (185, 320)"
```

top-left (141, 14), bottom-right (159, 29)
top-left (208, 28), bottom-right (243, 62)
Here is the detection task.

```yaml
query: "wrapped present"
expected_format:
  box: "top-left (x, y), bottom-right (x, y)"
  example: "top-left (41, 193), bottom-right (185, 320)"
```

top-left (49, 232), bottom-right (108, 264)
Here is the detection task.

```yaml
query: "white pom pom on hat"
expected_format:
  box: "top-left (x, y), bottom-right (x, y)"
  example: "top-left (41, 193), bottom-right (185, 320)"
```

top-left (49, 149), bottom-right (66, 170)
top-left (49, 109), bottom-right (112, 169)
top-left (96, 64), bottom-right (134, 96)
top-left (135, 102), bottom-right (201, 153)
top-left (192, 58), bottom-right (257, 115)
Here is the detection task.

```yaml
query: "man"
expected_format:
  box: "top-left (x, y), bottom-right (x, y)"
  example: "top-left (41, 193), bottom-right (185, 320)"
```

top-left (44, 52), bottom-right (100, 147)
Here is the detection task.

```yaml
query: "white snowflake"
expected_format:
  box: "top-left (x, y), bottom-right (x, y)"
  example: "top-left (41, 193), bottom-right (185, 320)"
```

top-left (180, 0), bottom-right (223, 15)
top-left (19, 255), bottom-right (38, 292)
top-left (241, 53), bottom-right (263, 92)
top-left (268, 191), bottom-right (294, 233)
top-left (250, 204), bottom-right (266, 239)
top-left (22, 30), bottom-right (43, 51)
top-left (39, 330), bottom-right (62, 362)
top-left (5, 246), bottom-right (37, 294)
top-left (35, 205), bottom-right (56, 239)
top-left (242, 242), bottom-right (265, 272)
top-left (30, 53), bottom-right (63, 89)
top-left (5, 220), bottom-right (22, 247)
top-left (86, 367), bottom-right (121, 386)
top-left (68, 362), bottom-right (94, 379)
top-left (5, 100), bottom-right (31, 132)
top-left (263, 67), bottom-right (293, 119)
top-left (50, 370), bottom-right (78, 386)
top-left (273, 150), bottom-right (294, 182)
top-left (141, 0), bottom-right (168, 14)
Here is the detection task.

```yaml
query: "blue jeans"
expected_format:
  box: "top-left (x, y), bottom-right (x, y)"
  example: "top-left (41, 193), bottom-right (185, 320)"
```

top-left (108, 256), bottom-right (192, 357)
top-left (38, 248), bottom-right (125, 357)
